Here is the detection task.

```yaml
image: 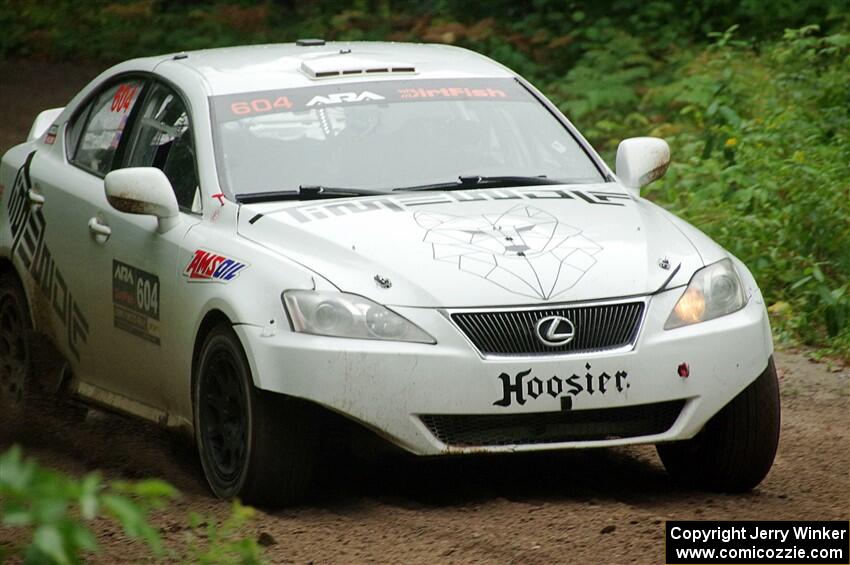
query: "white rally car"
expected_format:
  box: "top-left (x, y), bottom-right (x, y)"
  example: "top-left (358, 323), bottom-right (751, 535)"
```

top-left (0, 41), bottom-right (779, 505)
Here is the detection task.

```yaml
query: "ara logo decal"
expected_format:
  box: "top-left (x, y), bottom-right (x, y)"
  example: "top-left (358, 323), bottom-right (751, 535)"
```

top-left (184, 249), bottom-right (248, 283)
top-left (306, 91), bottom-right (385, 106)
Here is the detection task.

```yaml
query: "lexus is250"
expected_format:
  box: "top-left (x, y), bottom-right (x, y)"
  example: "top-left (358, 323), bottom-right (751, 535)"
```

top-left (0, 40), bottom-right (779, 505)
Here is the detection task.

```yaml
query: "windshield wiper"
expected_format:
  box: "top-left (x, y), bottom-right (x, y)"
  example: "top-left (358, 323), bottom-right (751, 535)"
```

top-left (236, 185), bottom-right (385, 204)
top-left (236, 176), bottom-right (566, 202)
top-left (393, 175), bottom-right (564, 192)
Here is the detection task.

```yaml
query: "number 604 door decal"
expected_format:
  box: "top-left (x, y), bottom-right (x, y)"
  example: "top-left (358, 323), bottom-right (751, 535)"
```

top-left (112, 260), bottom-right (160, 345)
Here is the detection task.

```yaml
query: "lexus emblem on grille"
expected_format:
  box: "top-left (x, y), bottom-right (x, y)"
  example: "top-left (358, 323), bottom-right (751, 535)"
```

top-left (535, 315), bottom-right (576, 347)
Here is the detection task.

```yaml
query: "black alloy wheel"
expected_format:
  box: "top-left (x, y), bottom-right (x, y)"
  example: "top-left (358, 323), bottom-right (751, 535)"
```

top-left (194, 323), bottom-right (323, 506)
top-left (198, 347), bottom-right (250, 490)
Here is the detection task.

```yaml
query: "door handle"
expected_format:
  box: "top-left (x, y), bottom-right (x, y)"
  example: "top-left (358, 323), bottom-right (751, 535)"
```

top-left (27, 189), bottom-right (45, 210)
top-left (87, 217), bottom-right (111, 244)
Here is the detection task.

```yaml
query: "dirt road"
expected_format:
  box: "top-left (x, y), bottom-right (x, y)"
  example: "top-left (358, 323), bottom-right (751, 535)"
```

top-left (0, 59), bottom-right (848, 564)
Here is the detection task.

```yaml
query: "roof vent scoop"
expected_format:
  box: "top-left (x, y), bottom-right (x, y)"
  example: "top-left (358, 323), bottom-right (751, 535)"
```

top-left (296, 38), bottom-right (326, 46)
top-left (300, 56), bottom-right (416, 79)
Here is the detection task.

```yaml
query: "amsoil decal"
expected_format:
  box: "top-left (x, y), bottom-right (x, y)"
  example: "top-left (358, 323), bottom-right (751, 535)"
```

top-left (7, 153), bottom-right (89, 359)
top-left (493, 363), bottom-right (629, 408)
top-left (112, 260), bottom-right (160, 345)
top-left (273, 188), bottom-right (631, 224)
top-left (212, 78), bottom-right (530, 121)
top-left (184, 249), bottom-right (247, 283)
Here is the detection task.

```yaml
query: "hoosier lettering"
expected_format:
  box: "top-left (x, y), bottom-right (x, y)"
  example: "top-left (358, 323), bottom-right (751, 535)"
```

top-left (493, 363), bottom-right (629, 407)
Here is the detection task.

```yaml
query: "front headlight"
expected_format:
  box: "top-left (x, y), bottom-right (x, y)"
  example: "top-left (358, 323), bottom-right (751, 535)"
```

top-left (282, 290), bottom-right (436, 344)
top-left (664, 258), bottom-right (747, 329)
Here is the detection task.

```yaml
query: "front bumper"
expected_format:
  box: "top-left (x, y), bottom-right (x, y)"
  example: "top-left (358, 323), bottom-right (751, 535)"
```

top-left (235, 284), bottom-right (773, 455)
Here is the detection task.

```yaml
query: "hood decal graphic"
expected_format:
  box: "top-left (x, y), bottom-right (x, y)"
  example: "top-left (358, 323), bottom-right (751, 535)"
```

top-left (415, 205), bottom-right (602, 300)
top-left (272, 188), bottom-right (631, 224)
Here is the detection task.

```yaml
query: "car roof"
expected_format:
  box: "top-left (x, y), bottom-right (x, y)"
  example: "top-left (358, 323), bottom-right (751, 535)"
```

top-left (143, 41), bottom-right (516, 96)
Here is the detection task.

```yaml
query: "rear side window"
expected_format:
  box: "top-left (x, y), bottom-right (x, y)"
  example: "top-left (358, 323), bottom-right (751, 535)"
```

top-left (71, 80), bottom-right (144, 176)
top-left (65, 104), bottom-right (91, 159)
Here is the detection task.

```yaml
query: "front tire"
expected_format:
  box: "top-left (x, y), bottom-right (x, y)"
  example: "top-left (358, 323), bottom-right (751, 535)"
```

top-left (657, 357), bottom-right (781, 492)
top-left (194, 324), bottom-right (321, 506)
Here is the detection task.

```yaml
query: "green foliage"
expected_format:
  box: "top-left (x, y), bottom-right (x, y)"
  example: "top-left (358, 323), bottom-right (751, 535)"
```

top-left (0, 445), bottom-right (176, 564)
top-left (184, 502), bottom-right (264, 565)
top-left (639, 25), bottom-right (850, 354)
top-left (0, 447), bottom-right (266, 564)
top-left (1, 0), bottom-right (845, 63)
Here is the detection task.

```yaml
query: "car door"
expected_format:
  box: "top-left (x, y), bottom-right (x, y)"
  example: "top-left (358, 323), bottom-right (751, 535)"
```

top-left (28, 77), bottom-right (148, 401)
top-left (34, 77), bottom-right (202, 417)
top-left (92, 80), bottom-right (204, 416)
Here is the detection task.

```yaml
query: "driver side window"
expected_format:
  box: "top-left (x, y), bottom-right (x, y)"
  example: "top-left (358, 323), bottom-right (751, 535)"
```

top-left (125, 83), bottom-right (200, 212)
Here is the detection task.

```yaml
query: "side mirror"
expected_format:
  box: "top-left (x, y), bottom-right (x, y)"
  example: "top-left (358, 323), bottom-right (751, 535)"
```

top-left (105, 168), bottom-right (180, 232)
top-left (615, 137), bottom-right (670, 194)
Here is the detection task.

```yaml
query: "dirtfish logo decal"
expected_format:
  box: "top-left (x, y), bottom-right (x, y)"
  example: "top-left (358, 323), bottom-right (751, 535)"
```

top-left (184, 249), bottom-right (248, 283)
top-left (306, 91), bottom-right (385, 106)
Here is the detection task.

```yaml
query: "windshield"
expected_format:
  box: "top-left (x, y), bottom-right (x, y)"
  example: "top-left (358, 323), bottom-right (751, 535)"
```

top-left (210, 78), bottom-right (604, 196)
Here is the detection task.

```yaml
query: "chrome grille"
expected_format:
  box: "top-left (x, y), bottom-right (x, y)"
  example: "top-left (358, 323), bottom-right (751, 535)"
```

top-left (451, 300), bottom-right (645, 356)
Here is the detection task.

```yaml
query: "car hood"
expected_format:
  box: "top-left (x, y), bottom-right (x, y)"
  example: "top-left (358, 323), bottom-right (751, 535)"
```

top-left (237, 185), bottom-right (704, 307)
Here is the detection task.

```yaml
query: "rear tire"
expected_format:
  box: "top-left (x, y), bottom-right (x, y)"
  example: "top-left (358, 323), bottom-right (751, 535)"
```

top-left (194, 323), bottom-right (321, 507)
top-left (0, 272), bottom-right (33, 423)
top-left (657, 357), bottom-right (780, 492)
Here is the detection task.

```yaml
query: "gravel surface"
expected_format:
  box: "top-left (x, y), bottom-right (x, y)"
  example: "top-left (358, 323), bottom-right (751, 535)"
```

top-left (0, 59), bottom-right (847, 564)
